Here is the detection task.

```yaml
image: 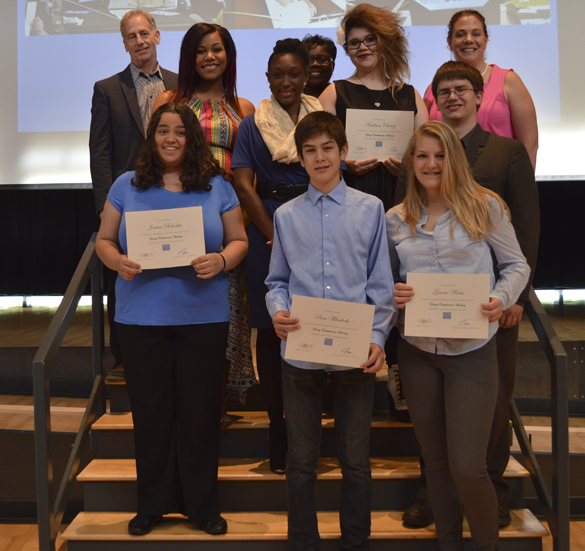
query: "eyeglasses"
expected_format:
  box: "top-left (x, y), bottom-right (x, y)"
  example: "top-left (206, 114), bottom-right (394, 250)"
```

top-left (345, 35), bottom-right (377, 51)
top-left (437, 87), bottom-right (474, 100)
top-left (309, 55), bottom-right (332, 65)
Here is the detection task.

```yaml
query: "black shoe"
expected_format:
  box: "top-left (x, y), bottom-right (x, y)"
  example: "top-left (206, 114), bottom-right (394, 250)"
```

top-left (198, 516), bottom-right (228, 535)
top-left (106, 364), bottom-right (125, 382)
top-left (402, 498), bottom-right (434, 528)
top-left (128, 514), bottom-right (161, 535)
top-left (498, 502), bottom-right (512, 528)
top-left (269, 459), bottom-right (286, 475)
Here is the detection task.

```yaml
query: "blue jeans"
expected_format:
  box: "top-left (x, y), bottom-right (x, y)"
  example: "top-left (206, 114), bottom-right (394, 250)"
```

top-left (282, 360), bottom-right (376, 551)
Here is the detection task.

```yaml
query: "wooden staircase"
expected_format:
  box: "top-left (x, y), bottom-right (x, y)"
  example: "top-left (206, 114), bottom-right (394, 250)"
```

top-left (62, 379), bottom-right (549, 550)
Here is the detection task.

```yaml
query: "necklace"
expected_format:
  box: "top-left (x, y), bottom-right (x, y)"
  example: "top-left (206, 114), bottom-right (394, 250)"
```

top-left (356, 75), bottom-right (386, 107)
top-left (481, 62), bottom-right (489, 77)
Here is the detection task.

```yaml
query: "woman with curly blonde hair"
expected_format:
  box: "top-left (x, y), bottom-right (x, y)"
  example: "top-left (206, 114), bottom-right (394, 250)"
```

top-left (319, 3), bottom-right (427, 210)
top-left (387, 121), bottom-right (529, 551)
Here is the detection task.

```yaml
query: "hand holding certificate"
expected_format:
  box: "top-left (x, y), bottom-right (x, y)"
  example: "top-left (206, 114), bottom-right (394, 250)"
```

top-left (125, 206), bottom-right (205, 269)
top-left (404, 273), bottom-right (490, 339)
top-left (284, 295), bottom-right (375, 369)
top-left (345, 109), bottom-right (414, 162)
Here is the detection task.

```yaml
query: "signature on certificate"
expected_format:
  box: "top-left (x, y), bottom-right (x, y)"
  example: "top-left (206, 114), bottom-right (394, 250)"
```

top-left (298, 342), bottom-right (314, 350)
top-left (138, 252), bottom-right (154, 259)
top-left (341, 348), bottom-right (352, 355)
top-left (178, 248), bottom-right (189, 256)
top-left (417, 318), bottom-right (432, 325)
top-left (459, 319), bottom-right (470, 327)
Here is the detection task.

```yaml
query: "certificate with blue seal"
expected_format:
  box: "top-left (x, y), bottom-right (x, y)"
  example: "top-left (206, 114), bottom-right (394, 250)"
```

top-left (404, 273), bottom-right (490, 339)
top-left (125, 206), bottom-right (205, 269)
top-left (284, 295), bottom-right (375, 368)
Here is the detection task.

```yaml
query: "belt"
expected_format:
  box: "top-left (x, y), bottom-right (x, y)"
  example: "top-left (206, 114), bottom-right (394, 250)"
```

top-left (256, 179), bottom-right (309, 202)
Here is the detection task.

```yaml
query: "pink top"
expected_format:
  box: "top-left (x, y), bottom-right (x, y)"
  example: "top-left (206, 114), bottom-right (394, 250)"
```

top-left (425, 64), bottom-right (515, 139)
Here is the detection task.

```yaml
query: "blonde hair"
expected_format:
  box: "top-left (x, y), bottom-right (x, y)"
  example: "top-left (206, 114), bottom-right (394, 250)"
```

top-left (342, 3), bottom-right (410, 89)
top-left (401, 121), bottom-right (509, 241)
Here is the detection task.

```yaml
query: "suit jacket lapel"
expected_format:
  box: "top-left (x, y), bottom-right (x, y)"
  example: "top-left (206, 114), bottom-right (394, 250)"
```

top-left (119, 65), bottom-right (145, 137)
top-left (464, 125), bottom-right (489, 168)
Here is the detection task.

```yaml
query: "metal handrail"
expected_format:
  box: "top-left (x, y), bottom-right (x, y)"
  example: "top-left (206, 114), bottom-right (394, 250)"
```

top-left (33, 233), bottom-right (105, 551)
top-left (510, 287), bottom-right (570, 551)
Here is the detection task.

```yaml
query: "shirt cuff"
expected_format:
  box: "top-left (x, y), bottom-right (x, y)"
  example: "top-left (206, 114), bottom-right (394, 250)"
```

top-left (370, 330), bottom-right (386, 349)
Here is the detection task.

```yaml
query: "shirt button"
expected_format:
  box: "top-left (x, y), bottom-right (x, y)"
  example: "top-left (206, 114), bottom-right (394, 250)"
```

top-left (325, 214), bottom-right (329, 218)
top-left (325, 238), bottom-right (329, 241)
top-left (326, 262), bottom-right (330, 266)
top-left (326, 286), bottom-right (331, 290)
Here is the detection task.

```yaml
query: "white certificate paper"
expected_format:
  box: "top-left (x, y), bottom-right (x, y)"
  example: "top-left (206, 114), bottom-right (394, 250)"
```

top-left (404, 273), bottom-right (490, 339)
top-left (125, 206), bottom-right (205, 269)
top-left (284, 295), bottom-right (375, 368)
top-left (345, 109), bottom-right (414, 162)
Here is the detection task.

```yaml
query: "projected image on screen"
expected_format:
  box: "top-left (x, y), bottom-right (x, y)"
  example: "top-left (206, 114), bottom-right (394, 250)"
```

top-left (23, 0), bottom-right (551, 36)
top-left (14, 0), bottom-right (563, 183)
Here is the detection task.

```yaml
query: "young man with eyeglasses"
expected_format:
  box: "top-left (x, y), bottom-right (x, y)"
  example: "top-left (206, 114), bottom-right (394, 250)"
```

top-left (395, 61), bottom-right (539, 531)
top-left (301, 34), bottom-right (337, 98)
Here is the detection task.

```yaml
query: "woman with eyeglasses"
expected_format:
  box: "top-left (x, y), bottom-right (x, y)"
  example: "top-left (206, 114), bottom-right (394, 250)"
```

top-left (319, 3), bottom-right (428, 211)
top-left (424, 10), bottom-right (538, 169)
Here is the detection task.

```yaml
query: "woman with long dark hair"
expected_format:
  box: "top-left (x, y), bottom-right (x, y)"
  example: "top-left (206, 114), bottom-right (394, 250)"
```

top-left (96, 103), bottom-right (248, 536)
top-left (154, 23), bottom-right (256, 421)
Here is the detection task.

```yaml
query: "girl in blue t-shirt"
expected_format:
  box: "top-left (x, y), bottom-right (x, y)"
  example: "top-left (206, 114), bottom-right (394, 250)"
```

top-left (96, 103), bottom-right (248, 537)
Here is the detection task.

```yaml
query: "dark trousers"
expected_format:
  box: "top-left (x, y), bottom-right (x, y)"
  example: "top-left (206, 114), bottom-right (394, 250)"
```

top-left (282, 360), bottom-right (376, 551)
top-left (415, 325), bottom-right (519, 505)
top-left (399, 338), bottom-right (499, 551)
top-left (256, 327), bottom-right (287, 457)
top-left (118, 322), bottom-right (228, 522)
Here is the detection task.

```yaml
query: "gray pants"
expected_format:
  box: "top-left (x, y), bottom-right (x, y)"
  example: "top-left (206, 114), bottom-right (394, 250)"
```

top-left (398, 337), bottom-right (499, 551)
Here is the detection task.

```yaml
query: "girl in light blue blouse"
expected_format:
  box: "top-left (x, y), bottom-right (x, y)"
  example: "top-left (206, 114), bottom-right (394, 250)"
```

top-left (386, 121), bottom-right (529, 551)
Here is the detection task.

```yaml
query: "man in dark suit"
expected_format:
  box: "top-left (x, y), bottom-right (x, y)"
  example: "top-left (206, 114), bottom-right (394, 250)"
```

top-left (397, 61), bottom-right (539, 529)
top-left (90, 9), bottom-right (177, 380)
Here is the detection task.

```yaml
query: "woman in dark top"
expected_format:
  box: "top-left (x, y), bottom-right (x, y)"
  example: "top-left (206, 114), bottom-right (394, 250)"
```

top-left (319, 3), bottom-right (427, 210)
top-left (232, 38), bottom-right (321, 474)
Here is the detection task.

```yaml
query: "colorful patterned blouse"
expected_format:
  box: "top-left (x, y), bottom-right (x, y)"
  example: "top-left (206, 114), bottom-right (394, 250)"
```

top-left (187, 97), bottom-right (243, 172)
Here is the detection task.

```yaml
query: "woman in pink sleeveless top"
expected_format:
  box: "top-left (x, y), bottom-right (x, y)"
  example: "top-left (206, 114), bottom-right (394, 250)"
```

top-left (424, 10), bottom-right (538, 169)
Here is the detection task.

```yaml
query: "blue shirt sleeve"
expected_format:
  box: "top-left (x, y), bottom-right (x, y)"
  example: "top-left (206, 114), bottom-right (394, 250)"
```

top-left (367, 201), bottom-right (397, 348)
top-left (231, 115), bottom-right (255, 170)
top-left (107, 171), bottom-right (133, 213)
top-left (265, 208), bottom-right (292, 320)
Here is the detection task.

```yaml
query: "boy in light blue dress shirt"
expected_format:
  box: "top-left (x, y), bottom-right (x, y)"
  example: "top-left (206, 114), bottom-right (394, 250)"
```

top-left (265, 111), bottom-right (397, 551)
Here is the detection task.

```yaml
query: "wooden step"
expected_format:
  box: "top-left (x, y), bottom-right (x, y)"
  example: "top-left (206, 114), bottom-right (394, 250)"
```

top-left (78, 457), bottom-right (529, 513)
top-left (92, 411), bottom-right (420, 460)
top-left (61, 510), bottom-right (548, 551)
top-left (78, 456), bottom-right (530, 483)
top-left (91, 410), bottom-right (411, 431)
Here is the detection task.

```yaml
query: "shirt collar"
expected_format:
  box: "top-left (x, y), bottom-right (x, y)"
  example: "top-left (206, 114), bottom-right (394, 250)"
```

top-left (307, 178), bottom-right (347, 206)
top-left (460, 123), bottom-right (481, 149)
top-left (130, 63), bottom-right (162, 82)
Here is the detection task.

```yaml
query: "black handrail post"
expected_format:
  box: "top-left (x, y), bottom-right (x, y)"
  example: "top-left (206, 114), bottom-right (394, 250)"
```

top-left (33, 357), bottom-right (56, 551)
top-left (91, 251), bottom-right (105, 449)
top-left (551, 348), bottom-right (570, 551)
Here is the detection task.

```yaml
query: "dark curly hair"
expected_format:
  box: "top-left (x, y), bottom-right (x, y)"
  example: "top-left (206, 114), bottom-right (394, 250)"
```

top-left (267, 38), bottom-right (310, 72)
top-left (172, 23), bottom-right (243, 117)
top-left (133, 103), bottom-right (230, 192)
top-left (302, 34), bottom-right (337, 62)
